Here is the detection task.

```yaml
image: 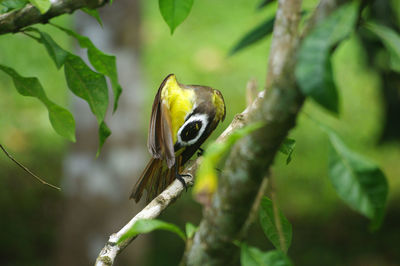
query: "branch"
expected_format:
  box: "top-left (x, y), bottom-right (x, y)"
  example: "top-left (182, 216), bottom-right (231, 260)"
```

top-left (184, 0), bottom-right (303, 263)
top-left (94, 90), bottom-right (266, 266)
top-left (0, 144), bottom-right (60, 190)
top-left (0, 0), bottom-right (107, 35)
top-left (182, 0), bottom-right (351, 264)
top-left (96, 0), bottom-right (348, 264)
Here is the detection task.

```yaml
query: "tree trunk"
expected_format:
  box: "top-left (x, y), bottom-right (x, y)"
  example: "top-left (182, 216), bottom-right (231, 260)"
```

top-left (56, 1), bottom-right (147, 265)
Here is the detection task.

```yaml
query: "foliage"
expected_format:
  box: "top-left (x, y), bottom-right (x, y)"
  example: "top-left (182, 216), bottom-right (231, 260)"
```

top-left (29, 0), bottom-right (51, 13)
top-left (1, 0), bottom-right (400, 264)
top-left (326, 127), bottom-right (388, 230)
top-left (0, 2), bottom-right (119, 154)
top-left (229, 16), bottom-right (275, 56)
top-left (118, 219), bottom-right (186, 244)
top-left (259, 196), bottom-right (292, 253)
top-left (256, 0), bottom-right (276, 10)
top-left (295, 2), bottom-right (359, 114)
top-left (185, 222), bottom-right (197, 239)
top-left (0, 65), bottom-right (76, 142)
top-left (278, 138), bottom-right (295, 165)
top-left (159, 0), bottom-right (194, 34)
top-left (240, 243), bottom-right (292, 266)
top-left (193, 122), bottom-right (264, 204)
top-left (364, 22), bottom-right (400, 72)
top-left (306, 116), bottom-right (389, 230)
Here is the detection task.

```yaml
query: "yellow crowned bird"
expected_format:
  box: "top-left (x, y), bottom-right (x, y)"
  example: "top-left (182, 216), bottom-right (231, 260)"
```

top-left (130, 74), bottom-right (226, 203)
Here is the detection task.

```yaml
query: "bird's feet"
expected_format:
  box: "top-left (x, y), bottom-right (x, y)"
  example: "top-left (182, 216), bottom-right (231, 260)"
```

top-left (176, 173), bottom-right (191, 191)
top-left (197, 147), bottom-right (204, 157)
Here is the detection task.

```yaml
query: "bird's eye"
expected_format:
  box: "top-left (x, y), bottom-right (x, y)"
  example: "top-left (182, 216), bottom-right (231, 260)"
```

top-left (177, 113), bottom-right (209, 146)
top-left (180, 121), bottom-right (202, 142)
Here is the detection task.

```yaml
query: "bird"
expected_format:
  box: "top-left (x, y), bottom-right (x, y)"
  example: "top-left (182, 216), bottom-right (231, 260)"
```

top-left (130, 74), bottom-right (226, 203)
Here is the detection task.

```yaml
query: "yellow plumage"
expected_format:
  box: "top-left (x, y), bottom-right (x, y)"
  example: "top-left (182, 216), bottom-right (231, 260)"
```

top-left (131, 74), bottom-right (225, 203)
top-left (161, 75), bottom-right (195, 143)
top-left (213, 90), bottom-right (225, 121)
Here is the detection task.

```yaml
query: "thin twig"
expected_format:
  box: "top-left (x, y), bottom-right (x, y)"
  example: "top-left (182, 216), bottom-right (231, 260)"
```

top-left (94, 90), bottom-right (266, 266)
top-left (0, 144), bottom-right (61, 191)
top-left (269, 174), bottom-right (286, 253)
top-left (246, 78), bottom-right (258, 106)
top-left (238, 174), bottom-right (269, 240)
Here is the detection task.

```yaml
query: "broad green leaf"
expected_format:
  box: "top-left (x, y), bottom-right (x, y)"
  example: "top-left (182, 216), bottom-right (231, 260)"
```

top-left (87, 46), bottom-right (122, 112)
top-left (47, 104), bottom-right (76, 141)
top-left (97, 121), bottom-right (111, 157)
top-left (364, 22), bottom-right (400, 72)
top-left (278, 138), bottom-right (295, 164)
top-left (295, 2), bottom-right (359, 114)
top-left (185, 222), bottom-right (197, 239)
top-left (193, 122), bottom-right (264, 204)
top-left (26, 27), bottom-right (68, 69)
top-left (327, 131), bottom-right (388, 230)
top-left (259, 196), bottom-right (292, 252)
top-left (229, 16), bottom-right (275, 55)
top-left (82, 8), bottom-right (103, 27)
top-left (29, 0), bottom-right (50, 13)
top-left (256, 0), bottom-right (275, 10)
top-left (241, 243), bottom-right (292, 266)
top-left (39, 31), bottom-right (68, 69)
top-left (0, 64), bottom-right (75, 141)
top-left (64, 53), bottom-right (109, 123)
top-left (53, 24), bottom-right (122, 112)
top-left (24, 27), bottom-right (111, 150)
top-left (159, 0), bottom-right (194, 34)
top-left (1, 0), bottom-right (28, 9)
top-left (118, 219), bottom-right (186, 244)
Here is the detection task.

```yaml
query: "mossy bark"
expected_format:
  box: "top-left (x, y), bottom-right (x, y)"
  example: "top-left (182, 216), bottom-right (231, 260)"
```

top-left (0, 0), bottom-right (107, 35)
top-left (183, 0), bottom-right (348, 265)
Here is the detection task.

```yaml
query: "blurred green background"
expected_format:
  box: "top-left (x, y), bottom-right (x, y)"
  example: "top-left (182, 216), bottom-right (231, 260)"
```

top-left (1, 0), bottom-right (400, 265)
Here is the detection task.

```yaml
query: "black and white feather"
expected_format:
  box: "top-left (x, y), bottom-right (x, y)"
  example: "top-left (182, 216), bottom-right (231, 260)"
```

top-left (177, 113), bottom-right (209, 146)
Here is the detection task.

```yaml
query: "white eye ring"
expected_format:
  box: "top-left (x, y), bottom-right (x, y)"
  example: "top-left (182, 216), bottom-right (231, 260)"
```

top-left (177, 113), bottom-right (208, 146)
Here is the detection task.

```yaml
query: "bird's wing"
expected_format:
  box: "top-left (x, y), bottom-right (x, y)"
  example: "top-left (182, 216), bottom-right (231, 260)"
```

top-left (147, 74), bottom-right (175, 168)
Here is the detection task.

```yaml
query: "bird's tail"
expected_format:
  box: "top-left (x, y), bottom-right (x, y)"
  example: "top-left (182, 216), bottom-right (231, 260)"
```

top-left (130, 158), bottom-right (176, 203)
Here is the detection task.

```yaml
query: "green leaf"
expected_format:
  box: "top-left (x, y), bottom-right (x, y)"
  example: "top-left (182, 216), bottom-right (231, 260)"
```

top-left (118, 219), bottom-right (186, 244)
top-left (26, 27), bottom-right (68, 69)
top-left (87, 46), bottom-right (121, 113)
top-left (1, 0), bottom-right (28, 9)
top-left (241, 243), bottom-right (292, 266)
top-left (82, 8), bottom-right (103, 27)
top-left (39, 32), bottom-right (68, 69)
top-left (278, 138), bottom-right (295, 164)
top-left (259, 197), bottom-right (292, 252)
top-left (0, 64), bottom-right (75, 141)
top-left (193, 122), bottom-right (265, 204)
top-left (327, 130), bottom-right (388, 230)
top-left (364, 22), bottom-right (400, 72)
top-left (26, 27), bottom-right (112, 151)
top-left (295, 2), bottom-right (359, 114)
top-left (97, 121), bottom-right (111, 157)
top-left (185, 222), bottom-right (197, 239)
top-left (229, 16), bottom-right (275, 56)
top-left (53, 25), bottom-right (122, 113)
top-left (159, 0), bottom-right (194, 34)
top-left (29, 0), bottom-right (50, 13)
top-left (64, 53), bottom-right (109, 123)
top-left (47, 104), bottom-right (76, 141)
top-left (256, 0), bottom-right (275, 10)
